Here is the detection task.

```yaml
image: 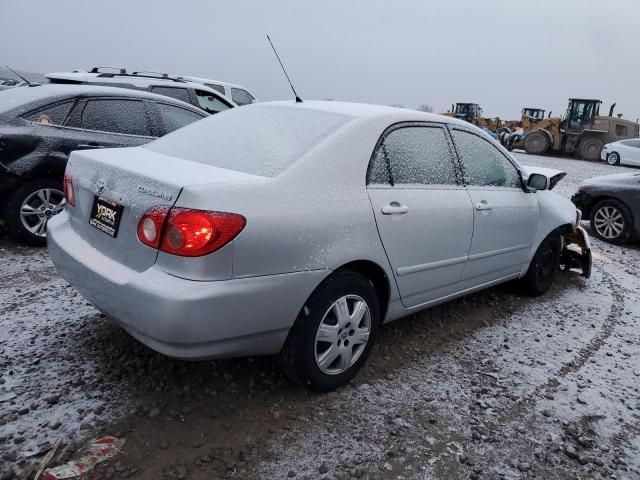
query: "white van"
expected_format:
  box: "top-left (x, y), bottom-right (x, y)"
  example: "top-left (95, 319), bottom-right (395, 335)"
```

top-left (178, 76), bottom-right (257, 106)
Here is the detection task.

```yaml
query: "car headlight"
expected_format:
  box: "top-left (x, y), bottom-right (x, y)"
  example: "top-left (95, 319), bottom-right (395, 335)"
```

top-left (575, 208), bottom-right (582, 227)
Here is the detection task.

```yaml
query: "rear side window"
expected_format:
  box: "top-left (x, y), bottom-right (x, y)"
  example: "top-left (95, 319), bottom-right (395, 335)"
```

top-left (146, 105), bottom-right (351, 177)
top-left (195, 90), bottom-right (232, 114)
top-left (368, 126), bottom-right (458, 186)
top-left (452, 130), bottom-right (521, 188)
top-left (150, 86), bottom-right (192, 104)
top-left (231, 88), bottom-right (255, 106)
top-left (205, 83), bottom-right (226, 95)
top-left (156, 103), bottom-right (205, 134)
top-left (80, 99), bottom-right (151, 136)
top-left (23, 100), bottom-right (74, 126)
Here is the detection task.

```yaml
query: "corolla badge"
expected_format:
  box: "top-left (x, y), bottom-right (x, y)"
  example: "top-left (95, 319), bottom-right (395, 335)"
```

top-left (137, 185), bottom-right (173, 201)
top-left (96, 178), bottom-right (107, 195)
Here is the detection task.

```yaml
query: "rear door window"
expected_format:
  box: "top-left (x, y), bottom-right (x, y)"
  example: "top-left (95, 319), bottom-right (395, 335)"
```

top-left (155, 103), bottom-right (206, 134)
top-left (205, 83), bottom-right (226, 95)
top-left (79, 99), bottom-right (152, 136)
top-left (23, 100), bottom-right (75, 125)
top-left (231, 88), bottom-right (255, 106)
top-left (150, 86), bottom-right (192, 104)
top-left (368, 126), bottom-right (459, 186)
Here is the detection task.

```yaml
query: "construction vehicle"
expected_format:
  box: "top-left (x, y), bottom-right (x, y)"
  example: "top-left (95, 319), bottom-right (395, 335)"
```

top-left (510, 98), bottom-right (639, 161)
top-left (442, 103), bottom-right (501, 132)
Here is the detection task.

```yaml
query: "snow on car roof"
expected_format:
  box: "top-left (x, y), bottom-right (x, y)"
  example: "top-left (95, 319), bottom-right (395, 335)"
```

top-left (0, 83), bottom-right (201, 113)
top-left (264, 100), bottom-right (471, 126)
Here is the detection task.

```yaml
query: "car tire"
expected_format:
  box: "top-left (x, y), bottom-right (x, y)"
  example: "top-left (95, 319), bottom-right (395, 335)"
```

top-left (279, 270), bottom-right (380, 392)
top-left (579, 137), bottom-right (605, 161)
top-left (523, 130), bottom-right (550, 155)
top-left (606, 152), bottom-right (621, 166)
top-left (520, 230), bottom-right (562, 297)
top-left (4, 178), bottom-right (65, 246)
top-left (590, 199), bottom-right (633, 245)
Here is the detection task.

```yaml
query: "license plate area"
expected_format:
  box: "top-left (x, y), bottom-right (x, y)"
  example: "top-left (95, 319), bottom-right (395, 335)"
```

top-left (89, 196), bottom-right (123, 238)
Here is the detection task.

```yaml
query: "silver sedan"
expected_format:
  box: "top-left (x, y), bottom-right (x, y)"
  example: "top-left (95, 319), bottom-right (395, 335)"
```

top-left (48, 101), bottom-right (591, 391)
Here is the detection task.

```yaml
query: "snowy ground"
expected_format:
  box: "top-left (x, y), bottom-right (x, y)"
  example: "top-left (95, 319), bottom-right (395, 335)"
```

top-left (1, 153), bottom-right (639, 479)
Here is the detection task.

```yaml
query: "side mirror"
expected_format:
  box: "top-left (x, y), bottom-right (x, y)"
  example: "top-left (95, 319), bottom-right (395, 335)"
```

top-left (526, 173), bottom-right (548, 192)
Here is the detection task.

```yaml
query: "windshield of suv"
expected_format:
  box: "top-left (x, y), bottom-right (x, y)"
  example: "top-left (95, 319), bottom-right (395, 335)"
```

top-left (145, 104), bottom-right (352, 177)
top-left (195, 89), bottom-right (232, 114)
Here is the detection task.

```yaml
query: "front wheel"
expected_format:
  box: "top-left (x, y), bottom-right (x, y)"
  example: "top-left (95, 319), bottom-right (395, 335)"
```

top-left (520, 231), bottom-right (562, 296)
top-left (523, 130), bottom-right (550, 155)
top-left (606, 152), bottom-right (621, 166)
top-left (590, 199), bottom-right (632, 245)
top-left (279, 270), bottom-right (380, 392)
top-left (579, 137), bottom-right (605, 161)
top-left (4, 179), bottom-right (65, 245)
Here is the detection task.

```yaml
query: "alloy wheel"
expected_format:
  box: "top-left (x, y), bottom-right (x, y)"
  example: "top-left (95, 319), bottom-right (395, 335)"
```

top-left (593, 206), bottom-right (624, 240)
top-left (314, 295), bottom-right (371, 375)
top-left (20, 188), bottom-right (65, 238)
top-left (607, 152), bottom-right (619, 165)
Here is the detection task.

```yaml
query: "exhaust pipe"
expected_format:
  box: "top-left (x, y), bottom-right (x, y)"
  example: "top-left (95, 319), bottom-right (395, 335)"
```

top-left (609, 103), bottom-right (616, 117)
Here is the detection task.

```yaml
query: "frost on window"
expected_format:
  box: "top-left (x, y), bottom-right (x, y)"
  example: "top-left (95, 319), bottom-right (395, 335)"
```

top-left (370, 127), bottom-right (457, 186)
top-left (452, 130), bottom-right (521, 188)
top-left (146, 105), bottom-right (352, 177)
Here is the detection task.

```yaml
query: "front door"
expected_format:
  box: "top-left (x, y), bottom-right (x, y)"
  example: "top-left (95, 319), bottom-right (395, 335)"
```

top-left (449, 128), bottom-right (538, 285)
top-left (367, 124), bottom-right (474, 308)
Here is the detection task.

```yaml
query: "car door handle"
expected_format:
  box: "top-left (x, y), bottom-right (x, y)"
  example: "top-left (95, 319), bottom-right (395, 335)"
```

top-left (381, 202), bottom-right (409, 215)
top-left (475, 201), bottom-right (493, 211)
top-left (77, 143), bottom-right (105, 149)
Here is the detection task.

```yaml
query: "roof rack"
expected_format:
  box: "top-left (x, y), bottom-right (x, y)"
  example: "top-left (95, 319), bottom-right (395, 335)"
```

top-left (89, 66), bottom-right (128, 74)
top-left (85, 67), bottom-right (187, 83)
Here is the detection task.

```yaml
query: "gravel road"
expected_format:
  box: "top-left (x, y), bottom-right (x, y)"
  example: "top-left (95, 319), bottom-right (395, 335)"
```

top-left (1, 153), bottom-right (639, 479)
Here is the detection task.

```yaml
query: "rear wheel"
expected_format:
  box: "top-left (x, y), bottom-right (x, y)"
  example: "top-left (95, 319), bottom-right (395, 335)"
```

top-left (590, 199), bottom-right (632, 245)
top-left (5, 179), bottom-right (65, 245)
top-left (523, 130), bottom-right (550, 155)
top-left (579, 137), bottom-right (605, 161)
top-left (520, 231), bottom-right (562, 296)
top-left (606, 151), bottom-right (621, 166)
top-left (279, 270), bottom-right (380, 392)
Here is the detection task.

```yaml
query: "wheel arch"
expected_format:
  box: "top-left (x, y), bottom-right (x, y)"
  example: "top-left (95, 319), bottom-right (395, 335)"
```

top-left (331, 260), bottom-right (392, 321)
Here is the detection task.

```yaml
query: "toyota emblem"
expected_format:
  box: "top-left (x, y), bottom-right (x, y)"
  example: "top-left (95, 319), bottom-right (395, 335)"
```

top-left (96, 178), bottom-right (107, 195)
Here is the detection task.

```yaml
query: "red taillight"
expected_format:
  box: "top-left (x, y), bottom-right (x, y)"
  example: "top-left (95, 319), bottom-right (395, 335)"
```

top-left (63, 170), bottom-right (75, 207)
top-left (137, 207), bottom-right (246, 257)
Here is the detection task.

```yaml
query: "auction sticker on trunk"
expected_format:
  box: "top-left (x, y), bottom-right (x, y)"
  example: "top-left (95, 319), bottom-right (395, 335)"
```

top-left (89, 196), bottom-right (123, 237)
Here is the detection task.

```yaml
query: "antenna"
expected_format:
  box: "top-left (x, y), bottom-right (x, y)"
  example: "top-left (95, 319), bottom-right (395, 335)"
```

top-left (4, 65), bottom-right (35, 86)
top-left (266, 35), bottom-right (302, 103)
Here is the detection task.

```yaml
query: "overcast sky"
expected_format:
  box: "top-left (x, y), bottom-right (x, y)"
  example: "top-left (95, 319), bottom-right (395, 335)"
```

top-left (1, 0), bottom-right (638, 119)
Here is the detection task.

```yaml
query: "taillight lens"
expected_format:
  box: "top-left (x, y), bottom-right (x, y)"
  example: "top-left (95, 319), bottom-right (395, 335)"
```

top-left (137, 206), bottom-right (170, 249)
top-left (137, 207), bottom-right (246, 257)
top-left (63, 170), bottom-right (75, 207)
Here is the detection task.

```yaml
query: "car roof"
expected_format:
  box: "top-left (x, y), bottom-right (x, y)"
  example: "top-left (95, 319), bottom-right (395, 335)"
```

top-left (0, 84), bottom-right (206, 114)
top-left (45, 71), bottom-right (227, 96)
top-left (263, 100), bottom-right (471, 127)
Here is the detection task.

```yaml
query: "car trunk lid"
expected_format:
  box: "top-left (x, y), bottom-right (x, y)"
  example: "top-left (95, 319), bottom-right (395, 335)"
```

top-left (64, 146), bottom-right (255, 272)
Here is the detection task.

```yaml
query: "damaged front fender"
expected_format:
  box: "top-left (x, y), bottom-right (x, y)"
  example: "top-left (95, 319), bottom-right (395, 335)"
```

top-left (561, 225), bottom-right (592, 279)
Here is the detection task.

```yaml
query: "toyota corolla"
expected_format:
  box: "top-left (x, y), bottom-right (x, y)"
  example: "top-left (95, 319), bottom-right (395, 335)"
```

top-left (48, 101), bottom-right (591, 391)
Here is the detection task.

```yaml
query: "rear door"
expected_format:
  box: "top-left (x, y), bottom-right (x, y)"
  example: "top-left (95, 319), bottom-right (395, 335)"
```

top-left (149, 101), bottom-right (207, 135)
top-left (64, 97), bottom-right (157, 149)
top-left (450, 127), bottom-right (538, 283)
top-left (367, 123), bottom-right (474, 308)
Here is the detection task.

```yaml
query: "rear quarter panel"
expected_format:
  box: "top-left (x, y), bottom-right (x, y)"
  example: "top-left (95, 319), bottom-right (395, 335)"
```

top-left (174, 116), bottom-right (397, 284)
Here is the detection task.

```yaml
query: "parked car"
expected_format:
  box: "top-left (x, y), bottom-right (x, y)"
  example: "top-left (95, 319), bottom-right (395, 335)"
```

top-left (45, 68), bottom-right (235, 114)
top-left (0, 79), bottom-right (26, 92)
top-left (0, 84), bottom-right (208, 244)
top-left (601, 139), bottom-right (640, 166)
top-left (572, 173), bottom-right (640, 244)
top-left (48, 101), bottom-right (591, 391)
top-left (178, 75), bottom-right (257, 106)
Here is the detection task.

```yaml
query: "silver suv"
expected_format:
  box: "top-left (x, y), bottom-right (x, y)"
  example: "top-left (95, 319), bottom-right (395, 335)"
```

top-left (46, 67), bottom-right (235, 114)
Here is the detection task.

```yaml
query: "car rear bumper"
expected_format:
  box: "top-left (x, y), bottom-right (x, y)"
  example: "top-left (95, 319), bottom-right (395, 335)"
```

top-left (47, 211), bottom-right (328, 360)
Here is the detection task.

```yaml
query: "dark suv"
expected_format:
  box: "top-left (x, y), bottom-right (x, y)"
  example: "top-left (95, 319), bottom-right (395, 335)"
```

top-left (0, 84), bottom-right (207, 244)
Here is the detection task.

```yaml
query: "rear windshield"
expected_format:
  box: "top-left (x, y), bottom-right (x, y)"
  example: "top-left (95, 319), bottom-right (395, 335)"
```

top-left (145, 105), bottom-right (351, 177)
